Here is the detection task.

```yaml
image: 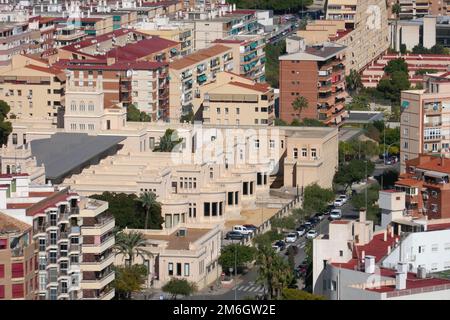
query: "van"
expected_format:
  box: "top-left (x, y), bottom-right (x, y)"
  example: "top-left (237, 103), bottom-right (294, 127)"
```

top-left (233, 225), bottom-right (252, 235)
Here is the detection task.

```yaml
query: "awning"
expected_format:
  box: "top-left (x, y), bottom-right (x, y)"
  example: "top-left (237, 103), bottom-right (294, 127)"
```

top-left (424, 170), bottom-right (448, 179)
top-left (197, 74), bottom-right (207, 82)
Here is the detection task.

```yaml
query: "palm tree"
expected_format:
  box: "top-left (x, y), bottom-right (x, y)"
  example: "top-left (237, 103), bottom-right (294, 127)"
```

top-left (137, 191), bottom-right (159, 230)
top-left (291, 96), bottom-right (308, 120)
top-left (114, 231), bottom-right (151, 266)
top-left (153, 129), bottom-right (183, 152)
top-left (256, 245), bottom-right (293, 299)
top-left (345, 69), bottom-right (362, 93)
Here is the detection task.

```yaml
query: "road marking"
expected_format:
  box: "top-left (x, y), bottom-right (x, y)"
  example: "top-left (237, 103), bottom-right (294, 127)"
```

top-left (241, 286), bottom-right (251, 292)
top-left (237, 286), bottom-right (246, 290)
top-left (248, 286), bottom-right (259, 292)
top-left (257, 286), bottom-right (265, 293)
top-left (299, 243), bottom-right (305, 248)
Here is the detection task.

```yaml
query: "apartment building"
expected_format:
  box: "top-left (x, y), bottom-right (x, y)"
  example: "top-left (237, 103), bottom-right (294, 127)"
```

top-left (54, 25), bottom-right (87, 47)
top-left (213, 35), bottom-right (266, 83)
top-left (0, 212), bottom-right (37, 300)
top-left (400, 72), bottom-right (450, 171)
top-left (116, 225), bottom-right (222, 290)
top-left (0, 22), bottom-right (40, 67)
top-left (169, 44), bottom-right (235, 121)
top-left (279, 36), bottom-right (348, 125)
top-left (136, 18), bottom-right (194, 57)
top-left (201, 78), bottom-right (274, 126)
top-left (393, 154), bottom-right (450, 219)
top-left (314, 217), bottom-right (450, 299)
top-left (60, 59), bottom-right (169, 120)
top-left (0, 174), bottom-right (115, 300)
top-left (0, 54), bottom-right (66, 123)
top-left (323, 0), bottom-right (389, 74)
top-left (387, 0), bottom-right (435, 20)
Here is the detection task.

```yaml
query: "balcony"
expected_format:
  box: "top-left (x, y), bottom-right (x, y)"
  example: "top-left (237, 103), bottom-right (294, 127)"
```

top-left (70, 226), bottom-right (81, 235)
top-left (83, 235), bottom-right (114, 254)
top-left (11, 246), bottom-right (24, 257)
top-left (424, 122), bottom-right (442, 127)
top-left (82, 215), bottom-right (115, 236)
top-left (69, 244), bottom-right (81, 252)
top-left (81, 253), bottom-right (115, 272)
top-left (81, 270), bottom-right (115, 290)
top-left (69, 207), bottom-right (80, 216)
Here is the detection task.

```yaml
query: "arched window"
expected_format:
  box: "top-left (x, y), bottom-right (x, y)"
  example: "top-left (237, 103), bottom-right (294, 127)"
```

top-left (79, 101), bottom-right (85, 112)
top-left (6, 165), bottom-right (10, 174)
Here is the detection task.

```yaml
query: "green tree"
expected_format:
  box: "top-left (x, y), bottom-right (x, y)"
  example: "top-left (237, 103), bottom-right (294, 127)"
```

top-left (400, 44), bottom-right (407, 54)
top-left (292, 96), bottom-right (309, 119)
top-left (290, 118), bottom-right (327, 127)
top-left (253, 230), bottom-right (283, 248)
top-left (281, 288), bottom-right (325, 300)
top-left (345, 69), bottom-right (362, 93)
top-left (274, 118), bottom-right (288, 126)
top-left (264, 41), bottom-right (286, 87)
top-left (376, 169), bottom-right (399, 189)
top-left (180, 110), bottom-right (194, 123)
top-left (256, 245), bottom-right (293, 299)
top-left (90, 192), bottom-right (164, 229)
top-left (392, 3), bottom-right (401, 17)
top-left (113, 264), bottom-right (148, 300)
top-left (162, 278), bottom-right (197, 299)
top-left (303, 183), bottom-right (335, 214)
top-left (346, 94), bottom-right (370, 111)
top-left (384, 58), bottom-right (408, 75)
top-left (271, 216), bottom-right (296, 232)
top-left (415, 69), bottom-right (438, 76)
top-left (333, 160), bottom-right (375, 191)
top-left (351, 184), bottom-right (382, 223)
top-left (137, 191), bottom-right (160, 230)
top-left (0, 100), bottom-right (12, 146)
top-left (153, 129), bottom-right (183, 152)
top-left (127, 104), bottom-right (151, 122)
top-left (218, 244), bottom-right (257, 274)
top-left (115, 231), bottom-right (151, 266)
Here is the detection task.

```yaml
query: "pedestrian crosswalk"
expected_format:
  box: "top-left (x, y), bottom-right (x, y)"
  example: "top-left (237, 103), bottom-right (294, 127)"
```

top-left (236, 283), bottom-right (265, 294)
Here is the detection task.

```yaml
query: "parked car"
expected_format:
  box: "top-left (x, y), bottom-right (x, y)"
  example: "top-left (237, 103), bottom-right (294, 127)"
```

top-left (311, 216), bottom-right (321, 224)
top-left (314, 212), bottom-right (324, 220)
top-left (334, 198), bottom-right (344, 207)
top-left (285, 233), bottom-right (297, 243)
top-left (306, 230), bottom-right (318, 239)
top-left (307, 217), bottom-right (318, 226)
top-left (243, 224), bottom-right (258, 232)
top-left (274, 240), bottom-right (286, 251)
top-left (296, 226), bottom-right (306, 237)
top-left (225, 231), bottom-right (244, 240)
top-left (272, 245), bottom-right (281, 253)
top-left (233, 225), bottom-right (253, 235)
top-left (330, 209), bottom-right (342, 220)
top-left (303, 222), bottom-right (313, 230)
top-left (338, 194), bottom-right (348, 204)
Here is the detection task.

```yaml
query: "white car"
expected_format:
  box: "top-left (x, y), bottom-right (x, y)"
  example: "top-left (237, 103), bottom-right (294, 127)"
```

top-left (232, 225), bottom-right (253, 235)
top-left (334, 198), bottom-right (344, 207)
top-left (330, 209), bottom-right (342, 220)
top-left (338, 194), bottom-right (348, 204)
top-left (285, 233), bottom-right (297, 243)
top-left (306, 230), bottom-right (318, 239)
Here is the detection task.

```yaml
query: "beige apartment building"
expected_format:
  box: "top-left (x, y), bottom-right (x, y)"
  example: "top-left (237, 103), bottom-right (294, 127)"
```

top-left (0, 54), bottom-right (66, 123)
top-left (201, 77), bottom-right (275, 126)
top-left (137, 25), bottom-right (194, 57)
top-left (169, 45), bottom-right (235, 122)
top-left (323, 0), bottom-right (390, 73)
top-left (0, 174), bottom-right (115, 300)
top-left (116, 225), bottom-right (222, 290)
top-left (400, 72), bottom-right (450, 172)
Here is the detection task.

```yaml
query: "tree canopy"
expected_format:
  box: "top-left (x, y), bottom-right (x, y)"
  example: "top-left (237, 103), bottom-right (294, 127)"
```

top-left (345, 69), bottom-right (363, 93)
top-left (127, 104), bottom-right (151, 122)
top-left (302, 183), bottom-right (335, 214)
top-left (115, 231), bottom-right (151, 266)
top-left (113, 264), bottom-right (147, 300)
top-left (333, 159), bottom-right (375, 191)
top-left (153, 129), bottom-right (183, 152)
top-left (412, 43), bottom-right (449, 55)
top-left (162, 278), bottom-right (197, 299)
top-left (218, 244), bottom-right (257, 274)
top-left (384, 58), bottom-right (408, 75)
top-left (0, 100), bottom-right (12, 146)
top-left (90, 192), bottom-right (164, 230)
top-left (281, 288), bottom-right (325, 300)
top-left (264, 41), bottom-right (286, 88)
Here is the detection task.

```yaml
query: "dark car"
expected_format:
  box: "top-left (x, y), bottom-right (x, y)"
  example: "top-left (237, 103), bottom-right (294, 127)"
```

top-left (302, 222), bottom-right (313, 231)
top-left (225, 231), bottom-right (244, 240)
top-left (274, 240), bottom-right (286, 251)
top-left (308, 218), bottom-right (318, 226)
top-left (243, 224), bottom-right (258, 232)
top-left (311, 216), bottom-right (321, 224)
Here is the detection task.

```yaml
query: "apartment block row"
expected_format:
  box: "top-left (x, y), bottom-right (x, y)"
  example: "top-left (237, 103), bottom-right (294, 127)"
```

top-left (0, 174), bottom-right (115, 300)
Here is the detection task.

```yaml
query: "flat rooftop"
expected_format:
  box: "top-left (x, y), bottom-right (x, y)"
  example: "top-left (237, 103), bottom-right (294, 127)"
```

top-left (144, 228), bottom-right (212, 250)
top-left (30, 133), bottom-right (125, 182)
top-left (346, 111), bottom-right (384, 123)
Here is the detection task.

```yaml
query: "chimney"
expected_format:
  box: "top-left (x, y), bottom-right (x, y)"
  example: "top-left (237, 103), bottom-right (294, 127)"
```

top-left (359, 208), bottom-right (366, 223)
top-left (0, 185), bottom-right (7, 210)
top-left (364, 255), bottom-right (375, 274)
top-left (395, 262), bottom-right (408, 290)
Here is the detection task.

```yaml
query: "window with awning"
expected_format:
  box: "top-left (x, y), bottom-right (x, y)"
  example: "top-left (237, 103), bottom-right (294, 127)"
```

top-left (197, 74), bottom-right (207, 83)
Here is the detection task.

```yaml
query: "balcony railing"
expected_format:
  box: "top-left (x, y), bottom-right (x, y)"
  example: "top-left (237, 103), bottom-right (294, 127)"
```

top-left (70, 207), bottom-right (80, 216)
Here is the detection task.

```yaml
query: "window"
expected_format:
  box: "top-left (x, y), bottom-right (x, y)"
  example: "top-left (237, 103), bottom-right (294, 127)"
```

top-left (23, 134), bottom-right (26, 145)
top-left (11, 263), bottom-right (24, 278)
top-left (404, 141), bottom-right (409, 149)
top-left (311, 148), bottom-right (317, 158)
top-left (418, 245), bottom-right (425, 254)
top-left (12, 284), bottom-right (24, 299)
top-left (176, 263), bottom-right (182, 276)
top-left (281, 140), bottom-right (284, 149)
top-left (225, 108), bottom-right (229, 114)
top-left (302, 148), bottom-right (307, 157)
top-left (339, 250), bottom-right (343, 257)
top-left (70, 255), bottom-right (79, 264)
top-left (431, 204), bottom-right (438, 212)
top-left (293, 148), bottom-right (298, 159)
top-left (216, 108), bottom-right (220, 114)
top-left (0, 285), bottom-right (4, 299)
top-left (88, 124), bottom-right (94, 130)
top-left (243, 182), bottom-right (249, 195)
top-left (432, 244), bottom-right (439, 252)
top-left (184, 263), bottom-right (190, 276)
top-left (235, 191), bottom-right (239, 205)
top-left (403, 128), bottom-right (409, 136)
top-left (236, 108), bottom-right (240, 115)
top-left (255, 107), bottom-right (258, 112)
top-left (445, 243), bottom-right (450, 251)
top-left (70, 123), bottom-right (76, 130)
top-left (204, 203), bottom-right (210, 216)
top-left (49, 250), bottom-right (57, 264)
top-left (0, 264), bottom-right (4, 278)
top-left (254, 119), bottom-right (258, 124)
top-left (71, 100), bottom-right (77, 111)
top-left (255, 139), bottom-right (260, 148)
top-left (88, 102), bottom-right (94, 111)
top-left (12, 133), bottom-right (17, 145)
top-left (50, 231), bottom-right (57, 245)
top-left (79, 101), bottom-right (85, 112)
top-left (168, 263), bottom-right (173, 276)
top-left (270, 140), bottom-right (275, 148)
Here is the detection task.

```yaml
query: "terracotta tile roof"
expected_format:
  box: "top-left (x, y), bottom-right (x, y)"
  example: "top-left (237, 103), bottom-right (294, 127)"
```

top-left (0, 212), bottom-right (31, 234)
top-left (169, 45), bottom-right (231, 70)
top-left (28, 192), bottom-right (55, 197)
top-left (228, 81), bottom-right (270, 93)
top-left (427, 223), bottom-right (450, 231)
top-left (25, 64), bottom-right (64, 76)
top-left (61, 60), bottom-right (166, 71)
top-left (395, 178), bottom-right (422, 187)
top-left (106, 37), bottom-right (178, 61)
top-left (25, 189), bottom-right (77, 217)
top-left (7, 203), bottom-right (34, 209)
top-left (60, 29), bottom-right (134, 53)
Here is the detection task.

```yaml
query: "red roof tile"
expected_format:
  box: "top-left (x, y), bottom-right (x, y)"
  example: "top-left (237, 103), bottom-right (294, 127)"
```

top-left (106, 37), bottom-right (178, 61)
top-left (229, 81), bottom-right (270, 93)
top-left (25, 189), bottom-right (77, 217)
